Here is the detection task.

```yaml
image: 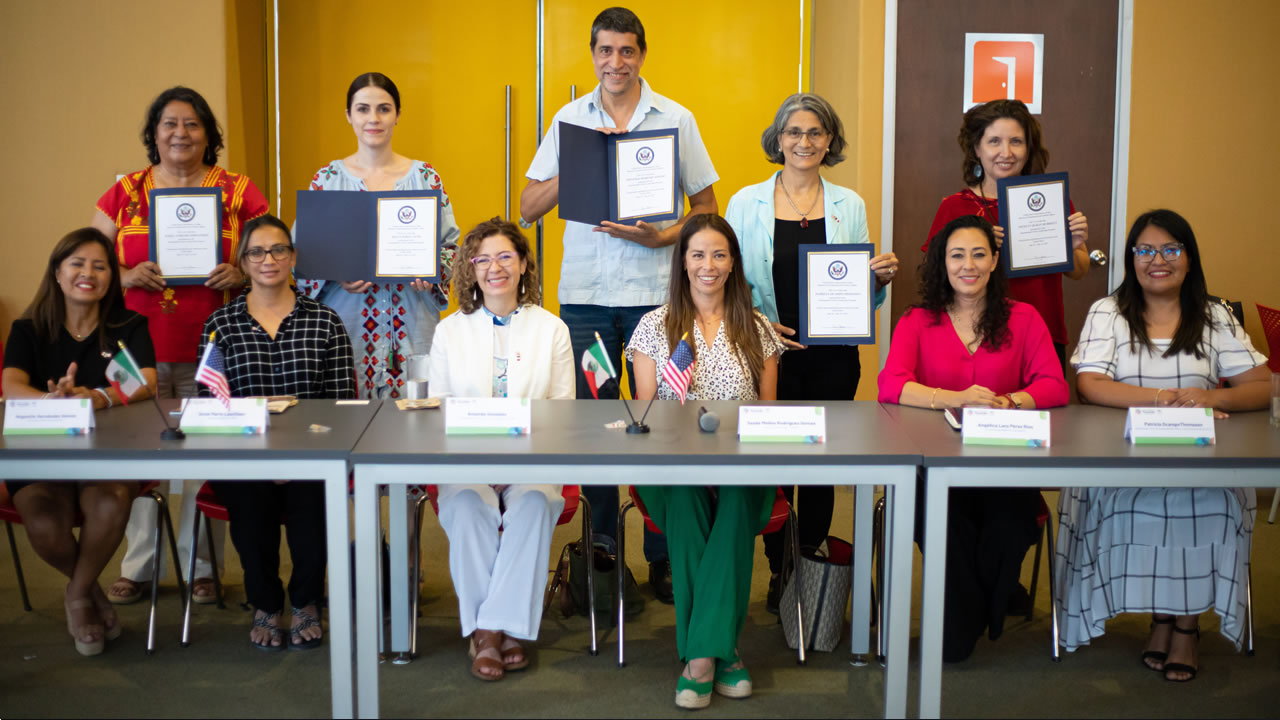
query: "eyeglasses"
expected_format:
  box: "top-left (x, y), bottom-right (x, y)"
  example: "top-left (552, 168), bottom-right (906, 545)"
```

top-left (470, 251), bottom-right (519, 270)
top-left (244, 244), bottom-right (293, 263)
top-left (1131, 244), bottom-right (1184, 263)
top-left (782, 128), bottom-right (830, 142)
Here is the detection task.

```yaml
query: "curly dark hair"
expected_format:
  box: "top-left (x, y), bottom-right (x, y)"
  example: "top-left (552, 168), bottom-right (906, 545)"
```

top-left (958, 99), bottom-right (1048, 187)
top-left (142, 86), bottom-right (224, 167)
top-left (915, 214), bottom-right (1011, 352)
top-left (1115, 209), bottom-right (1213, 359)
top-left (454, 217), bottom-right (541, 314)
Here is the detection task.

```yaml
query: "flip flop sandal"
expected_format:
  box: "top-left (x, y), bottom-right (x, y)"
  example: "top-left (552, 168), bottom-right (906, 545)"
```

top-left (289, 607), bottom-right (324, 651)
top-left (65, 599), bottom-right (105, 657)
top-left (107, 578), bottom-right (145, 605)
top-left (469, 632), bottom-right (505, 681)
top-left (499, 635), bottom-right (530, 672)
top-left (250, 610), bottom-right (286, 653)
top-left (1142, 614), bottom-right (1175, 671)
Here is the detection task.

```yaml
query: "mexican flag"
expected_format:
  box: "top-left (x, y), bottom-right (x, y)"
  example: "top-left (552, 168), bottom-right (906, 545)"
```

top-left (107, 342), bottom-right (146, 405)
top-left (580, 335), bottom-right (617, 399)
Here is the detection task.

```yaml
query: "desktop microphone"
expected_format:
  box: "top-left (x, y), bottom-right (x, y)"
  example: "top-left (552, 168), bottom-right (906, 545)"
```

top-left (697, 406), bottom-right (720, 433)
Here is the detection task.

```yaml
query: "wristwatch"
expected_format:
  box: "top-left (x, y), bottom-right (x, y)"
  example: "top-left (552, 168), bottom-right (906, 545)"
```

top-left (1008, 393), bottom-right (1023, 410)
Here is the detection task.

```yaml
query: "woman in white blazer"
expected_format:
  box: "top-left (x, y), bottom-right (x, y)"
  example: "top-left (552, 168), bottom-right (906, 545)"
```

top-left (428, 217), bottom-right (573, 681)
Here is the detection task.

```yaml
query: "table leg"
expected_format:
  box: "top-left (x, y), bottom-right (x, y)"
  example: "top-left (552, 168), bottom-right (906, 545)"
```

top-left (884, 471), bottom-right (915, 719)
top-left (354, 469), bottom-right (382, 719)
top-left (918, 469), bottom-right (950, 719)
top-left (850, 484), bottom-right (873, 662)
top-left (326, 466), bottom-right (355, 719)
top-left (388, 486), bottom-right (410, 655)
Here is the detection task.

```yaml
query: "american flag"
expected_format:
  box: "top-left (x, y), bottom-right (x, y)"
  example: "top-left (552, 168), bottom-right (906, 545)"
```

top-left (195, 334), bottom-right (232, 408)
top-left (661, 336), bottom-right (696, 405)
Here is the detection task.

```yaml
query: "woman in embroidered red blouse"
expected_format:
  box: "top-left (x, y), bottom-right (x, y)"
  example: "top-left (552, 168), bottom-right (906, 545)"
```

top-left (923, 99), bottom-right (1090, 371)
top-left (880, 214), bottom-right (1067, 663)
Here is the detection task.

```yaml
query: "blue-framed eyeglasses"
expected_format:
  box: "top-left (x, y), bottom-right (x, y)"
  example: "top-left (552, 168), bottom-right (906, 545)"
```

top-left (1132, 244), bottom-right (1183, 262)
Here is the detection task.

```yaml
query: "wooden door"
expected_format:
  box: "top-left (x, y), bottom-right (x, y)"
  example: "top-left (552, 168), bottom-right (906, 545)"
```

top-left (891, 0), bottom-right (1117, 384)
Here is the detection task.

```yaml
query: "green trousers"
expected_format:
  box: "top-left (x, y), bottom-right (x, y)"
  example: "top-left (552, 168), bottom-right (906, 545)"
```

top-left (635, 485), bottom-right (774, 662)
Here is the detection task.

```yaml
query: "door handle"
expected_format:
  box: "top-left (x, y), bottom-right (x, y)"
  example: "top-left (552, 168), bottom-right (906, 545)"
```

top-left (1089, 249), bottom-right (1108, 267)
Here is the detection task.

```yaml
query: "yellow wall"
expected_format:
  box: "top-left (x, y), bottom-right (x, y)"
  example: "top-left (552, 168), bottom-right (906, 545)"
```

top-left (0, 0), bottom-right (229, 342)
top-left (811, 0), bottom-right (886, 400)
top-left (1128, 0), bottom-right (1279, 353)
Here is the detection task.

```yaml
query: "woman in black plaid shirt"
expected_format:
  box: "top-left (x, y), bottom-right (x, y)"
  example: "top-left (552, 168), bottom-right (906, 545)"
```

top-left (201, 215), bottom-right (355, 651)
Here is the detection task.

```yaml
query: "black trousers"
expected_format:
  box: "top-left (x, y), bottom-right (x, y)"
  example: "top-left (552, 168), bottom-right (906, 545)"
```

top-left (209, 481), bottom-right (326, 614)
top-left (763, 344), bottom-right (860, 573)
top-left (914, 475), bottom-right (1042, 662)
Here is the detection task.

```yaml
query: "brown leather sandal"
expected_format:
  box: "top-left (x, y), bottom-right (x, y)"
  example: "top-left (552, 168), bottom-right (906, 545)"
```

top-left (468, 630), bottom-right (505, 681)
top-left (500, 635), bottom-right (530, 671)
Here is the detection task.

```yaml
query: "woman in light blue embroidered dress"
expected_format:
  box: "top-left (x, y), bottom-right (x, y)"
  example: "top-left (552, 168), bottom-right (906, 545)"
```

top-left (297, 72), bottom-right (460, 398)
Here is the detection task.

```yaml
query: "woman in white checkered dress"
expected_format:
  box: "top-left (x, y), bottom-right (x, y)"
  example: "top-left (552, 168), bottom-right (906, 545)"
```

top-left (1058, 209), bottom-right (1271, 682)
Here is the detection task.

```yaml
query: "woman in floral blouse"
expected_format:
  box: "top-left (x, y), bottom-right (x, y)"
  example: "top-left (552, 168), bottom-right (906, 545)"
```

top-left (297, 72), bottom-right (460, 398)
top-left (626, 214), bottom-right (784, 710)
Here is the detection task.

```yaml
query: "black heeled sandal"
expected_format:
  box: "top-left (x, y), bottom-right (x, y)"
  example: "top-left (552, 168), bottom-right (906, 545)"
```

top-left (1141, 614), bottom-right (1175, 671)
top-left (1163, 623), bottom-right (1199, 682)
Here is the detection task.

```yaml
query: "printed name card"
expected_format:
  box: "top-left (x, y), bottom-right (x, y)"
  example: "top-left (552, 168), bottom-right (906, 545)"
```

top-left (445, 397), bottom-right (531, 435)
top-left (961, 408), bottom-right (1051, 447)
top-left (180, 398), bottom-right (269, 434)
top-left (1125, 407), bottom-right (1216, 445)
top-left (737, 406), bottom-right (825, 444)
top-left (3, 398), bottom-right (95, 435)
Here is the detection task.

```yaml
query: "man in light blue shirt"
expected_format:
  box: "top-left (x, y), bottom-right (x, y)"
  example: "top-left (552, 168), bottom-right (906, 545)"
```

top-left (521, 6), bottom-right (719, 605)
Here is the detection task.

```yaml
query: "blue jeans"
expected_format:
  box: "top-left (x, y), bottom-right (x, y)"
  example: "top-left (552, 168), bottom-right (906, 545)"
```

top-left (560, 303), bottom-right (668, 563)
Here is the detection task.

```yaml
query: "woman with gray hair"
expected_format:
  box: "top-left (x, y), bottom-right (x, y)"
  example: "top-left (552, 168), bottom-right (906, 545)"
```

top-left (724, 93), bottom-right (898, 607)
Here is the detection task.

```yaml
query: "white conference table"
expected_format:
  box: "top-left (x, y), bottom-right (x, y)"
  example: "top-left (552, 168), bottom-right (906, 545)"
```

top-left (882, 403), bottom-right (1280, 718)
top-left (0, 399), bottom-right (381, 720)
top-left (351, 399), bottom-right (921, 719)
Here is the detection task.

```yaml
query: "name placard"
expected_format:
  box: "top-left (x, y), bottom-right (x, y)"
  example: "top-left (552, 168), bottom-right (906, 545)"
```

top-left (445, 397), bottom-right (531, 435)
top-left (3, 398), bottom-right (95, 435)
top-left (961, 408), bottom-right (1051, 447)
top-left (180, 398), bottom-right (269, 434)
top-left (1125, 407), bottom-right (1215, 445)
top-left (737, 405), bottom-right (825, 444)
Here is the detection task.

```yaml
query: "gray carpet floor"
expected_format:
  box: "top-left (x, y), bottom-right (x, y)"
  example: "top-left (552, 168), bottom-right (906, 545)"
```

top-left (0, 486), bottom-right (1275, 718)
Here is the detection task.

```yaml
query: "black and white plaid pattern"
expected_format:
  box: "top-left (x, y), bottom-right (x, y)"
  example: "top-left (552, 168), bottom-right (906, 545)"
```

top-left (198, 293), bottom-right (356, 399)
top-left (1071, 296), bottom-right (1266, 387)
top-left (1056, 295), bottom-right (1267, 652)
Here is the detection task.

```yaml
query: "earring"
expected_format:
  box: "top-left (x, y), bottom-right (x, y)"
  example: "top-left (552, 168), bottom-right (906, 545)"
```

top-left (472, 286), bottom-right (480, 302)
top-left (518, 278), bottom-right (525, 296)
top-left (974, 165), bottom-right (983, 178)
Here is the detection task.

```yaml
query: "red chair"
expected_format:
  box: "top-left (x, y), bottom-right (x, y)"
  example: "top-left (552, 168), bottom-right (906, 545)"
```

top-left (1, 480), bottom-right (183, 654)
top-left (409, 484), bottom-right (591, 660)
top-left (616, 486), bottom-right (804, 666)
top-left (180, 482), bottom-right (233, 647)
top-left (1257, 303), bottom-right (1280, 372)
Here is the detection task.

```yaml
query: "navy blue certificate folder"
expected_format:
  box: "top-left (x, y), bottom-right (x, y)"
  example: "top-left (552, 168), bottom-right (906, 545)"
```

top-left (558, 122), bottom-right (681, 226)
top-left (294, 190), bottom-right (442, 282)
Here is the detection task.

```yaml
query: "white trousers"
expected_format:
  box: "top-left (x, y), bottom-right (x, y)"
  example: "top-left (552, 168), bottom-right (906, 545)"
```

top-left (121, 480), bottom-right (226, 581)
top-left (120, 362), bottom-right (224, 581)
top-left (437, 484), bottom-right (563, 641)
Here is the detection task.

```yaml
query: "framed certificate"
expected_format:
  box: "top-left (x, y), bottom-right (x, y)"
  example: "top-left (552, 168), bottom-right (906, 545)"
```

top-left (294, 189), bottom-right (442, 281)
top-left (558, 123), bottom-right (681, 226)
top-left (996, 172), bottom-right (1074, 278)
top-left (797, 244), bottom-right (876, 346)
top-left (374, 194), bottom-right (440, 280)
top-left (148, 187), bottom-right (223, 285)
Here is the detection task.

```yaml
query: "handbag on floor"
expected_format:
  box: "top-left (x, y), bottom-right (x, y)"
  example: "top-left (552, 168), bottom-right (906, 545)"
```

top-left (780, 536), bottom-right (853, 652)
top-left (546, 540), bottom-right (644, 624)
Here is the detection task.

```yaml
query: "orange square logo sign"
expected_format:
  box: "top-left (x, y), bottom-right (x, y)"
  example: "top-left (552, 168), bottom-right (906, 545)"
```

top-left (963, 33), bottom-right (1044, 114)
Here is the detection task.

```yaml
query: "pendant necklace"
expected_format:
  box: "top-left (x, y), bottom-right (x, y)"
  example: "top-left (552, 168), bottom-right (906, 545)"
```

top-left (779, 176), bottom-right (821, 228)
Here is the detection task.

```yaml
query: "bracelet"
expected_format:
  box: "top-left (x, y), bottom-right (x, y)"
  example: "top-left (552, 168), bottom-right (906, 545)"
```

top-left (94, 387), bottom-right (113, 409)
top-left (930, 387), bottom-right (940, 410)
top-left (1154, 388), bottom-right (1163, 406)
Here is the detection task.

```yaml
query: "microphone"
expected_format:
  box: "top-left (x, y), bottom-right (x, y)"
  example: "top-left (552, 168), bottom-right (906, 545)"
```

top-left (697, 406), bottom-right (720, 433)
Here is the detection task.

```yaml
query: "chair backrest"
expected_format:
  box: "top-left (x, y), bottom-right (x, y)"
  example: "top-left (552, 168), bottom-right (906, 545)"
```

top-left (1257, 303), bottom-right (1280, 372)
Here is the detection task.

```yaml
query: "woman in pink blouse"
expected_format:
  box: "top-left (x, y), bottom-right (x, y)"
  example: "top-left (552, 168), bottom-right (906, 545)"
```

top-left (879, 214), bottom-right (1067, 662)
